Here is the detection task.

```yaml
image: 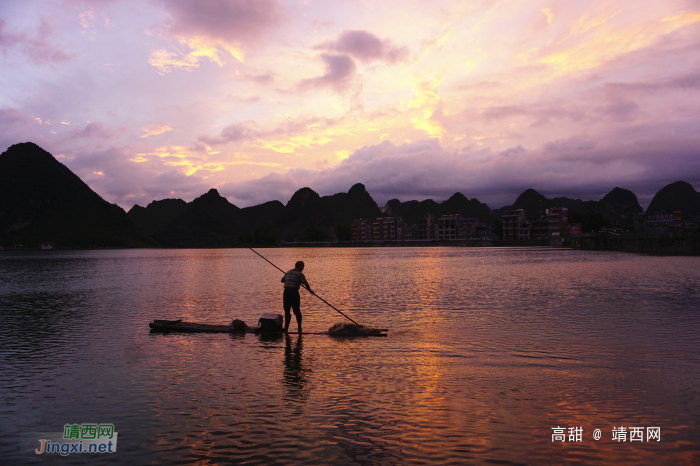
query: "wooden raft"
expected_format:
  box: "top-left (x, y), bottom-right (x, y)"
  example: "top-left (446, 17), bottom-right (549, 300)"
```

top-left (149, 319), bottom-right (387, 337)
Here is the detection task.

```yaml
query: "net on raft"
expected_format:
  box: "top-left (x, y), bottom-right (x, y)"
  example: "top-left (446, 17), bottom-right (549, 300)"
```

top-left (327, 322), bottom-right (382, 335)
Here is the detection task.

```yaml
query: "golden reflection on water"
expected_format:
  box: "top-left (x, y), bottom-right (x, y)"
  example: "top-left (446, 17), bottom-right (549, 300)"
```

top-left (1, 248), bottom-right (699, 465)
top-left (283, 335), bottom-right (310, 402)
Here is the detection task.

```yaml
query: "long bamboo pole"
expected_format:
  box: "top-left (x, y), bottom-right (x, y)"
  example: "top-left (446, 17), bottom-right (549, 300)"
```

top-left (243, 243), bottom-right (362, 326)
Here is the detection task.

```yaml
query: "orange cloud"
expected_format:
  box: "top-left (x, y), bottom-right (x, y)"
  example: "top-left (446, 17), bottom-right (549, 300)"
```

top-left (147, 38), bottom-right (244, 75)
top-left (140, 123), bottom-right (173, 138)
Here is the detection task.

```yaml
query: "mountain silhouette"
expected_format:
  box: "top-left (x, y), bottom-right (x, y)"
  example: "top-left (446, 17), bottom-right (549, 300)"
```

top-left (128, 198), bottom-right (188, 235)
top-left (574, 187), bottom-right (642, 216)
top-left (510, 189), bottom-right (555, 219)
top-left (152, 189), bottom-right (244, 247)
top-left (7, 141), bottom-right (691, 248)
top-left (551, 197), bottom-right (584, 210)
top-left (646, 181), bottom-right (700, 215)
top-left (381, 199), bottom-right (419, 217)
top-left (439, 193), bottom-right (494, 223)
top-left (320, 183), bottom-right (382, 226)
top-left (0, 142), bottom-right (154, 247)
top-left (390, 193), bottom-right (494, 225)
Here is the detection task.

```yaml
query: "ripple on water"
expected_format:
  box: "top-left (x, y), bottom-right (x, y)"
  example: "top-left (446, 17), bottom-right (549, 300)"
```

top-left (0, 248), bottom-right (699, 465)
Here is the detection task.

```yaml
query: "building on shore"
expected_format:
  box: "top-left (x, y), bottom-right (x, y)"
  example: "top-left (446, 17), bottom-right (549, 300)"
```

top-left (351, 218), bottom-right (373, 242)
top-left (502, 209), bottom-right (526, 241)
top-left (437, 215), bottom-right (460, 240)
top-left (350, 212), bottom-right (483, 243)
top-left (531, 219), bottom-right (549, 240)
top-left (503, 206), bottom-right (574, 241)
top-left (547, 207), bottom-right (568, 237)
top-left (404, 224), bottom-right (419, 240)
top-left (371, 217), bottom-right (384, 241)
top-left (476, 225), bottom-right (495, 239)
top-left (382, 217), bottom-right (406, 242)
top-left (351, 216), bottom-right (407, 242)
top-left (419, 213), bottom-right (436, 240)
top-left (645, 211), bottom-right (682, 232)
top-left (567, 223), bottom-right (582, 237)
top-left (518, 221), bottom-right (531, 240)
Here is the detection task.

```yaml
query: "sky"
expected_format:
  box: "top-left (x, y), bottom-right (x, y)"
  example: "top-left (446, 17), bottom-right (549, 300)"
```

top-left (1, 0), bottom-right (700, 210)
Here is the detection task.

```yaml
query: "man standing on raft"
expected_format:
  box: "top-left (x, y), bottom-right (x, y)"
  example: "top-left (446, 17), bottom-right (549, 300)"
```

top-left (281, 261), bottom-right (314, 334)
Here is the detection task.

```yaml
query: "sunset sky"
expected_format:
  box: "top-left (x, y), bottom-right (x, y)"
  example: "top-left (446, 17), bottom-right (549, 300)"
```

top-left (1, 0), bottom-right (699, 210)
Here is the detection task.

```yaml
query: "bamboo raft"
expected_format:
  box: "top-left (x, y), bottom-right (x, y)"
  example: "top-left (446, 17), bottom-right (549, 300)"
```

top-left (149, 319), bottom-right (388, 337)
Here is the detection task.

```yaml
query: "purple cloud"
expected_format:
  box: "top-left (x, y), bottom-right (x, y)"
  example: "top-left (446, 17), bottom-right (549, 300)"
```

top-left (481, 104), bottom-right (586, 126)
top-left (161, 0), bottom-right (281, 44)
top-left (198, 120), bottom-right (259, 145)
top-left (299, 54), bottom-right (357, 92)
top-left (544, 135), bottom-right (597, 152)
top-left (316, 30), bottom-right (408, 63)
top-left (0, 17), bottom-right (72, 65)
top-left (219, 135), bottom-right (700, 210)
top-left (142, 170), bottom-right (208, 198)
top-left (0, 107), bottom-right (31, 126)
top-left (70, 122), bottom-right (114, 140)
top-left (196, 115), bottom-right (340, 147)
top-left (0, 107), bottom-right (36, 151)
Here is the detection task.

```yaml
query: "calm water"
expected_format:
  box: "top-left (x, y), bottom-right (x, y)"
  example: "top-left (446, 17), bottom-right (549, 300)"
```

top-left (1, 247), bottom-right (699, 465)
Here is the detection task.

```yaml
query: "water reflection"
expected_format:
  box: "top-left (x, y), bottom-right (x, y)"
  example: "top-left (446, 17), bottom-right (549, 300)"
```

top-left (283, 335), bottom-right (309, 401)
top-left (1, 248), bottom-right (699, 465)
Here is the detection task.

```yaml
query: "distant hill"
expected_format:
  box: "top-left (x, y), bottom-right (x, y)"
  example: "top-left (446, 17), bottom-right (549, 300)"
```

top-left (381, 199), bottom-right (419, 217)
top-left (646, 181), bottom-right (700, 215)
top-left (13, 142), bottom-right (691, 249)
top-left (241, 200), bottom-right (285, 230)
top-left (552, 197), bottom-right (584, 210)
top-left (492, 205), bottom-right (512, 217)
top-left (277, 187), bottom-right (334, 240)
top-left (511, 189), bottom-right (555, 219)
top-left (439, 193), bottom-right (494, 223)
top-left (0, 142), bottom-right (154, 247)
top-left (496, 188), bottom-right (641, 221)
top-left (274, 184), bottom-right (382, 241)
top-left (141, 184), bottom-right (381, 245)
top-left (495, 194), bottom-right (584, 217)
top-left (152, 189), bottom-right (244, 247)
top-left (320, 183), bottom-right (382, 226)
top-left (402, 199), bottom-right (441, 225)
top-left (573, 187), bottom-right (642, 217)
top-left (396, 193), bottom-right (495, 225)
top-left (128, 198), bottom-right (188, 235)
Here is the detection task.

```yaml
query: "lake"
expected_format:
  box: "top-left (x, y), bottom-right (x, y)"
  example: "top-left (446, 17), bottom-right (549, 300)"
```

top-left (1, 247), bottom-right (699, 465)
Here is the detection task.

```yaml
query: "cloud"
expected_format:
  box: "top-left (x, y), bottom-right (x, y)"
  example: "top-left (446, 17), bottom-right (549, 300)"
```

top-left (544, 135), bottom-right (597, 152)
top-left (597, 99), bottom-right (639, 121)
top-left (141, 170), bottom-right (208, 198)
top-left (299, 54), bottom-right (357, 93)
top-left (71, 121), bottom-right (114, 139)
top-left (316, 30), bottom-right (408, 63)
top-left (480, 103), bottom-right (586, 127)
top-left (148, 37), bottom-right (244, 75)
top-left (0, 107), bottom-right (31, 126)
top-left (219, 134), bottom-right (700, 209)
top-left (0, 17), bottom-right (73, 65)
top-left (140, 123), bottom-right (173, 138)
top-left (196, 115), bottom-right (341, 149)
top-left (149, 0), bottom-right (282, 74)
top-left (601, 71), bottom-right (700, 94)
top-left (55, 144), bottom-right (212, 206)
top-left (160, 0), bottom-right (281, 44)
top-left (198, 121), bottom-right (258, 145)
top-left (0, 107), bottom-right (38, 151)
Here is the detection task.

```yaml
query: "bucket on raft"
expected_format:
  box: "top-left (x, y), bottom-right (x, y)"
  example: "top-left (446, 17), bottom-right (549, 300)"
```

top-left (258, 313), bottom-right (284, 331)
